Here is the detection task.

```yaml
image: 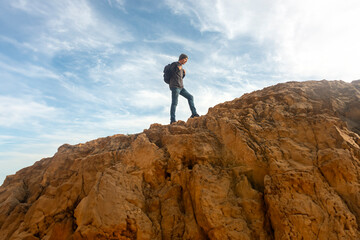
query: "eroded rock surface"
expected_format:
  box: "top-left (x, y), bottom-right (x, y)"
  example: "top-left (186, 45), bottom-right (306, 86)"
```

top-left (1, 80), bottom-right (360, 239)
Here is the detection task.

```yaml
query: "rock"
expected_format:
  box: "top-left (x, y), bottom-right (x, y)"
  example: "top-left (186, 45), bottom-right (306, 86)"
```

top-left (0, 80), bottom-right (360, 239)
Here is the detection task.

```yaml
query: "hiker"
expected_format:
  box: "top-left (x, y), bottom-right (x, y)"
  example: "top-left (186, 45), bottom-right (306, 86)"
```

top-left (168, 54), bottom-right (199, 124)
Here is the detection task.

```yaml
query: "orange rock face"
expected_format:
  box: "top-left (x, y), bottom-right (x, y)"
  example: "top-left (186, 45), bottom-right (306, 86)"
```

top-left (1, 80), bottom-right (360, 240)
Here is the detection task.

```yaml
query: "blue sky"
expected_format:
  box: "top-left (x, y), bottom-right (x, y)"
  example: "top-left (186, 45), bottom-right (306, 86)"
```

top-left (1, 0), bottom-right (360, 184)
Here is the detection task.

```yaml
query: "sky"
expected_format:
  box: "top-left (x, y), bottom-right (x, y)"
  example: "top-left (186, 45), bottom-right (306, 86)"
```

top-left (1, 0), bottom-right (360, 184)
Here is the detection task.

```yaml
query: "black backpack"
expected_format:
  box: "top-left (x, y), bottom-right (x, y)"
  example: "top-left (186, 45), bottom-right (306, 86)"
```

top-left (163, 63), bottom-right (174, 84)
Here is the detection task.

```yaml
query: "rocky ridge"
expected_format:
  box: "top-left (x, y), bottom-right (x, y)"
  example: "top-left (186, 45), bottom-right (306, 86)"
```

top-left (0, 80), bottom-right (360, 240)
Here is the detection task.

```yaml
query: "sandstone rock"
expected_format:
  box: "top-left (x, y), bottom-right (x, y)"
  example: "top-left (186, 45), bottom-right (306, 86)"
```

top-left (0, 80), bottom-right (359, 239)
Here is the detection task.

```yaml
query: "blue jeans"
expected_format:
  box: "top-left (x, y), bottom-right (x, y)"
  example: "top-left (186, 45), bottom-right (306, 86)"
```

top-left (170, 87), bottom-right (197, 122)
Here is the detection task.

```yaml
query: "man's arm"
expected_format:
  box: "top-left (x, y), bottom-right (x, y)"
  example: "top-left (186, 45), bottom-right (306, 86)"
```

top-left (174, 62), bottom-right (185, 78)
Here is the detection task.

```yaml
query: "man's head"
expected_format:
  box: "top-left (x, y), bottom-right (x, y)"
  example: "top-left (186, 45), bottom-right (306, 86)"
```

top-left (178, 53), bottom-right (188, 65)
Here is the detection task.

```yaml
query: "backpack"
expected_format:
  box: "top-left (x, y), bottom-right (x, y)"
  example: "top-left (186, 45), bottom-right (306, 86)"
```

top-left (163, 63), bottom-right (174, 84)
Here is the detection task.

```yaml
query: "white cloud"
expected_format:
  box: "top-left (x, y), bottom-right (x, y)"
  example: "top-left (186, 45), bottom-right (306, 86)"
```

top-left (9, 0), bottom-right (132, 55)
top-left (88, 50), bottom-right (162, 86)
top-left (86, 50), bottom-right (177, 109)
top-left (0, 96), bottom-right (59, 128)
top-left (164, 0), bottom-right (271, 39)
top-left (107, 0), bottom-right (126, 10)
top-left (131, 90), bottom-right (169, 109)
top-left (272, 1), bottom-right (360, 80)
top-left (165, 0), bottom-right (360, 81)
top-left (145, 34), bottom-right (211, 53)
top-left (0, 58), bottom-right (60, 80)
top-left (57, 77), bottom-right (105, 105)
top-left (0, 35), bottom-right (38, 52)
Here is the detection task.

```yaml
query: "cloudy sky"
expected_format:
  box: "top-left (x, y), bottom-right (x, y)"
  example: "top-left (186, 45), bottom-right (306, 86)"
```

top-left (1, 0), bottom-right (359, 184)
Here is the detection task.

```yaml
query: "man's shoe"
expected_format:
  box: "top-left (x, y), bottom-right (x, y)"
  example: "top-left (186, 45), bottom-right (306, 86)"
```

top-left (190, 113), bottom-right (199, 118)
top-left (170, 120), bottom-right (176, 124)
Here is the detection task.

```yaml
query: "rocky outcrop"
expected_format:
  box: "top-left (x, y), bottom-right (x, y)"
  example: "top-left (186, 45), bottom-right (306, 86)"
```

top-left (0, 80), bottom-right (360, 240)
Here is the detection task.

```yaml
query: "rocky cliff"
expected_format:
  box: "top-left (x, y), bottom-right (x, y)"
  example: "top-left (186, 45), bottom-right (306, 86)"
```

top-left (1, 80), bottom-right (360, 240)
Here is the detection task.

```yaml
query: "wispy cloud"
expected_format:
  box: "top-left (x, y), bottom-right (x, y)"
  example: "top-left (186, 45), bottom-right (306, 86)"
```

top-left (131, 90), bottom-right (169, 109)
top-left (0, 56), bottom-right (60, 79)
top-left (165, 0), bottom-right (360, 81)
top-left (145, 34), bottom-right (211, 53)
top-left (8, 0), bottom-right (133, 55)
top-left (164, 0), bottom-right (269, 39)
top-left (0, 95), bottom-right (60, 128)
top-left (271, 1), bottom-right (360, 80)
top-left (0, 35), bottom-right (38, 52)
top-left (107, 0), bottom-right (126, 11)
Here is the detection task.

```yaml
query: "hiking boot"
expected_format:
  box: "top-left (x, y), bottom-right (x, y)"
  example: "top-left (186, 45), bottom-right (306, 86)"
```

top-left (170, 120), bottom-right (176, 124)
top-left (190, 113), bottom-right (199, 118)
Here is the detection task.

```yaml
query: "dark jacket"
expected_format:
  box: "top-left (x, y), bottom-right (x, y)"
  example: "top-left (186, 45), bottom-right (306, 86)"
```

top-left (169, 62), bottom-right (185, 89)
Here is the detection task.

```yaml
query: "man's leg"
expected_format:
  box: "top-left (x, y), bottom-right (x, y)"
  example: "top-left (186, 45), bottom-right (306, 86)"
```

top-left (170, 88), bottom-right (181, 123)
top-left (180, 88), bottom-right (198, 116)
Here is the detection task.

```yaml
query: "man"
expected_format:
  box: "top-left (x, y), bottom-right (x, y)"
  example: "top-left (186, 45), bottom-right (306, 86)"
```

top-left (169, 53), bottom-right (199, 124)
